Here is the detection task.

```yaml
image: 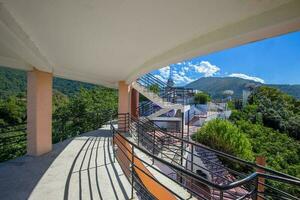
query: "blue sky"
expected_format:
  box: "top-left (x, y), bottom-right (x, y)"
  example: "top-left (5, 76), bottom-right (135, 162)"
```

top-left (152, 30), bottom-right (300, 86)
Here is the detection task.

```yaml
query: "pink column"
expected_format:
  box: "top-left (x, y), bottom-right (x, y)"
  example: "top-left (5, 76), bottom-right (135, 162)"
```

top-left (118, 81), bottom-right (130, 131)
top-left (27, 69), bottom-right (53, 156)
top-left (131, 88), bottom-right (139, 118)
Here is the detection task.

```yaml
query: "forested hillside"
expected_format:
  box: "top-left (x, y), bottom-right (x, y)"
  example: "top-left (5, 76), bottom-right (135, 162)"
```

top-left (0, 66), bottom-right (97, 98)
top-left (186, 77), bottom-right (300, 99)
top-left (0, 66), bottom-right (117, 162)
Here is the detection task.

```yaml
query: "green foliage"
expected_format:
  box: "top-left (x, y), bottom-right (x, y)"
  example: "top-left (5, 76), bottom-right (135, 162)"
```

top-left (247, 86), bottom-right (300, 139)
top-left (0, 66), bottom-right (118, 162)
top-left (0, 125), bottom-right (26, 162)
top-left (0, 96), bottom-right (26, 126)
top-left (227, 87), bottom-right (300, 195)
top-left (0, 67), bottom-right (26, 99)
top-left (236, 120), bottom-right (300, 176)
top-left (149, 84), bottom-right (160, 94)
top-left (0, 66), bottom-right (97, 99)
top-left (194, 92), bottom-right (211, 104)
top-left (193, 119), bottom-right (254, 161)
top-left (53, 87), bottom-right (117, 143)
top-left (236, 120), bottom-right (300, 195)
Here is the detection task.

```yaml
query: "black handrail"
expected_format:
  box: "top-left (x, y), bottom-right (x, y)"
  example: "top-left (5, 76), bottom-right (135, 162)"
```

top-left (136, 115), bottom-right (300, 182)
top-left (115, 113), bottom-right (300, 199)
top-left (0, 123), bottom-right (27, 162)
top-left (111, 121), bottom-right (300, 193)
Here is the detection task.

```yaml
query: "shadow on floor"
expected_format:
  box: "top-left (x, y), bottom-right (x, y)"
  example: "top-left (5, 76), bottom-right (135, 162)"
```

top-left (0, 127), bottom-right (130, 200)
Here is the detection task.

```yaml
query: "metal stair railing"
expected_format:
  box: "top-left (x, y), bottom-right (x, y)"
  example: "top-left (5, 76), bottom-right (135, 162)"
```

top-left (136, 73), bottom-right (194, 105)
top-left (116, 113), bottom-right (300, 200)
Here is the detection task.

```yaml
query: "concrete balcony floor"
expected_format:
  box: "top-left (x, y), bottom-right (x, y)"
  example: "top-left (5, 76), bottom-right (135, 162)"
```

top-left (0, 125), bottom-right (133, 200)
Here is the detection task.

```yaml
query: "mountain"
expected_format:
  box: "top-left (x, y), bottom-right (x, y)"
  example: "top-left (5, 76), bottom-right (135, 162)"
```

top-left (0, 66), bottom-right (98, 98)
top-left (186, 77), bottom-right (300, 99)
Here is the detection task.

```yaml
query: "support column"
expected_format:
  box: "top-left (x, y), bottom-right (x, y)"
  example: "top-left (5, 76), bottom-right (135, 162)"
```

top-left (27, 69), bottom-right (53, 156)
top-left (131, 88), bottom-right (139, 118)
top-left (118, 81), bottom-right (130, 131)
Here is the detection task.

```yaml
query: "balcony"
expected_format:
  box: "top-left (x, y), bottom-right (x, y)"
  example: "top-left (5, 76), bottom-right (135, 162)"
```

top-left (0, 1), bottom-right (300, 200)
top-left (0, 126), bottom-right (132, 200)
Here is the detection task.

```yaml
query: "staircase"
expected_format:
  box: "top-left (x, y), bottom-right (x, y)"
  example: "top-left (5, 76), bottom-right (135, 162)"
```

top-left (132, 81), bottom-right (183, 120)
top-left (132, 73), bottom-right (194, 120)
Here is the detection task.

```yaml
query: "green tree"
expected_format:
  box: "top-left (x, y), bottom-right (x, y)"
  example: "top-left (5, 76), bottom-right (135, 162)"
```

top-left (52, 87), bottom-right (117, 143)
top-left (194, 92), bottom-right (211, 104)
top-left (248, 86), bottom-right (300, 139)
top-left (149, 84), bottom-right (160, 94)
top-left (0, 96), bottom-right (26, 126)
top-left (193, 119), bottom-right (254, 161)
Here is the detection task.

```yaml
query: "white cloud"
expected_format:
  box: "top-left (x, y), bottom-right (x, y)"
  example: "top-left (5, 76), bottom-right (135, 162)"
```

top-left (172, 71), bottom-right (195, 85)
top-left (154, 60), bottom-right (220, 86)
top-left (157, 66), bottom-right (170, 79)
top-left (229, 73), bottom-right (265, 83)
top-left (191, 61), bottom-right (220, 77)
top-left (179, 71), bottom-right (185, 76)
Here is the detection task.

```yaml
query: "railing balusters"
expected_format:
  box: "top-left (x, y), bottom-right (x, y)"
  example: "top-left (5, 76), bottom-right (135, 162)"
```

top-left (113, 113), bottom-right (300, 200)
top-left (131, 145), bottom-right (135, 199)
top-left (220, 190), bottom-right (224, 200)
top-left (152, 129), bottom-right (155, 165)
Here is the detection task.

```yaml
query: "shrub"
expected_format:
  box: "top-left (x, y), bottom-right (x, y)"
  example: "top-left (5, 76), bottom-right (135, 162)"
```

top-left (194, 92), bottom-right (211, 104)
top-left (194, 119), bottom-right (254, 161)
top-left (149, 84), bottom-right (160, 94)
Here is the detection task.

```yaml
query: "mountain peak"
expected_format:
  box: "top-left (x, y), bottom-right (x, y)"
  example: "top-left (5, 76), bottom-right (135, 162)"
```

top-left (186, 77), bottom-right (300, 99)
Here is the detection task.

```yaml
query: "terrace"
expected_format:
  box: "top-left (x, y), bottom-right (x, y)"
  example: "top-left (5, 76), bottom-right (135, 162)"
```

top-left (0, 1), bottom-right (300, 199)
top-left (0, 126), bottom-right (132, 200)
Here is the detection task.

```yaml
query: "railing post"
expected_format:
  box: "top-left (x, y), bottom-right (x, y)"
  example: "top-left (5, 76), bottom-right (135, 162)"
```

top-left (113, 129), bottom-right (116, 163)
top-left (256, 156), bottom-right (266, 200)
top-left (131, 145), bottom-right (135, 199)
top-left (180, 112), bottom-right (184, 167)
top-left (191, 143), bottom-right (194, 172)
top-left (254, 176), bottom-right (259, 200)
top-left (137, 120), bottom-right (140, 146)
top-left (187, 109), bottom-right (190, 141)
top-left (220, 190), bottom-right (224, 200)
top-left (152, 129), bottom-right (155, 165)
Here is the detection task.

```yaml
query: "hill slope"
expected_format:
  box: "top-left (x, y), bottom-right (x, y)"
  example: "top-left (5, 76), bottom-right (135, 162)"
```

top-left (0, 66), bottom-right (98, 98)
top-left (186, 77), bottom-right (300, 99)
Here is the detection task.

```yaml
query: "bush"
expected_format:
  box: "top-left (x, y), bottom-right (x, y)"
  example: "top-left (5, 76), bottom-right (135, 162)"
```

top-left (194, 92), bottom-right (211, 104)
top-left (149, 84), bottom-right (160, 94)
top-left (193, 119), bottom-right (254, 161)
top-left (248, 86), bottom-right (300, 139)
top-left (236, 120), bottom-right (300, 177)
top-left (53, 87), bottom-right (118, 143)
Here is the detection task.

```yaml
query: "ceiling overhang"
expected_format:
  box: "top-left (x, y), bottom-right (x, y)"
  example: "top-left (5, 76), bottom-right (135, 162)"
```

top-left (0, 0), bottom-right (299, 88)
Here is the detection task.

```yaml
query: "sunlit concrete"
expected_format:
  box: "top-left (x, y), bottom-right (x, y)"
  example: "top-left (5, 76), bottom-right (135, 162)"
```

top-left (0, 125), bottom-right (134, 200)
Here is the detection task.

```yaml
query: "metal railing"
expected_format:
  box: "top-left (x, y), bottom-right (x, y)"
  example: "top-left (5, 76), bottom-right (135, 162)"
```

top-left (136, 73), bottom-right (194, 108)
top-left (115, 113), bottom-right (300, 199)
top-left (0, 123), bottom-right (26, 162)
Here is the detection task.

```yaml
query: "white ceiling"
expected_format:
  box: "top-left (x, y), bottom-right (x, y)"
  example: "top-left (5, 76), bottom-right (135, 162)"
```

top-left (0, 0), bottom-right (299, 87)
